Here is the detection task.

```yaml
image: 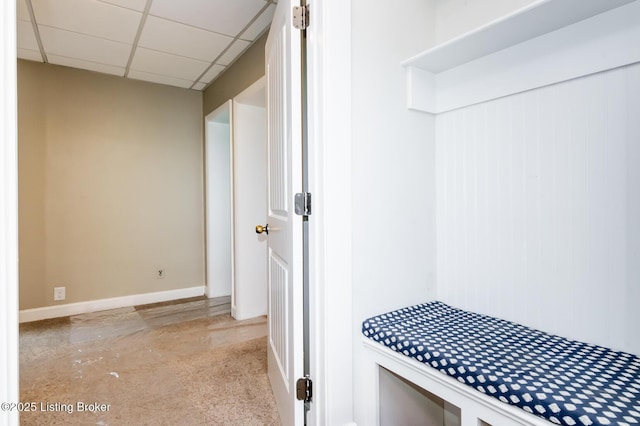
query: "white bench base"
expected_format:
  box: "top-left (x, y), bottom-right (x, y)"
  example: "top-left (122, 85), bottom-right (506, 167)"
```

top-left (362, 338), bottom-right (552, 426)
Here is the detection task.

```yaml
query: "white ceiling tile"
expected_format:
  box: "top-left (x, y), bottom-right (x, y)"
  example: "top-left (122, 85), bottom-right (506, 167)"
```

top-left (17, 0), bottom-right (31, 21)
top-left (17, 20), bottom-right (39, 51)
top-left (17, 48), bottom-right (43, 62)
top-left (138, 16), bottom-right (233, 62)
top-left (200, 64), bottom-right (225, 83)
top-left (47, 54), bottom-right (125, 76)
top-left (15, 0), bottom-right (273, 91)
top-left (216, 39), bottom-right (250, 66)
top-left (128, 70), bottom-right (193, 89)
top-left (32, 0), bottom-right (141, 44)
top-left (96, 0), bottom-right (147, 12)
top-left (130, 47), bottom-right (209, 81)
top-left (240, 3), bottom-right (275, 41)
top-left (149, 0), bottom-right (267, 36)
top-left (39, 26), bottom-right (131, 67)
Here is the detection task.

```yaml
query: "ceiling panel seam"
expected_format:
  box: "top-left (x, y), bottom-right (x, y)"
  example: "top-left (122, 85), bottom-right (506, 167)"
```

top-left (45, 52), bottom-right (125, 70)
top-left (124, 0), bottom-right (154, 78)
top-left (129, 69), bottom-right (192, 83)
top-left (95, 0), bottom-right (145, 13)
top-left (190, 0), bottom-right (275, 90)
top-left (133, 45), bottom-right (214, 64)
top-left (25, 0), bottom-right (47, 63)
top-left (37, 24), bottom-right (132, 47)
top-left (144, 15), bottom-right (238, 39)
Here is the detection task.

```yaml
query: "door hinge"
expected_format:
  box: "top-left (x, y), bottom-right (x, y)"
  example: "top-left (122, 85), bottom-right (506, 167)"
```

top-left (294, 192), bottom-right (311, 216)
top-left (296, 375), bottom-right (313, 402)
top-left (292, 5), bottom-right (309, 30)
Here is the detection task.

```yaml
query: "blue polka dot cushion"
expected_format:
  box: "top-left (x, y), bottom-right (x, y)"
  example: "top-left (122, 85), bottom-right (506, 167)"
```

top-left (362, 301), bottom-right (640, 426)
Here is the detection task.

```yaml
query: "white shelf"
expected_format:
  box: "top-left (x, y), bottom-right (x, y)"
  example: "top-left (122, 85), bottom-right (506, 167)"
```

top-left (404, 0), bottom-right (640, 113)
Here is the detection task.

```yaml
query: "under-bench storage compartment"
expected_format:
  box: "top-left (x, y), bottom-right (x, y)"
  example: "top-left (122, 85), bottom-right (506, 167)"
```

top-left (380, 366), bottom-right (462, 426)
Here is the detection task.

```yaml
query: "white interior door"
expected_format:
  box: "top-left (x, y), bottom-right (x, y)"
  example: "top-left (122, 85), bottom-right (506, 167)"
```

top-left (265, 1), bottom-right (304, 425)
top-left (232, 78), bottom-right (267, 320)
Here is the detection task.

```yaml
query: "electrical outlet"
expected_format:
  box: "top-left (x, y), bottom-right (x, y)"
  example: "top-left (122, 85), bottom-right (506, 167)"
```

top-left (54, 286), bottom-right (65, 301)
top-left (157, 269), bottom-right (165, 279)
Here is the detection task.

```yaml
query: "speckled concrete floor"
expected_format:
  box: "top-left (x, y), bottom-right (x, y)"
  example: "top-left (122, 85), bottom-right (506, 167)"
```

top-left (19, 297), bottom-right (281, 425)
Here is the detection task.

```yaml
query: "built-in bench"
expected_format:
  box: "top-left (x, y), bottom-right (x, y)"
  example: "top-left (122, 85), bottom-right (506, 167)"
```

top-left (362, 301), bottom-right (640, 426)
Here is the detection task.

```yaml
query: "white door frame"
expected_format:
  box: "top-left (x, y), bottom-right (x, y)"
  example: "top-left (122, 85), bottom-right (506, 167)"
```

top-left (1, 0), bottom-right (20, 425)
top-left (204, 100), bottom-right (235, 302)
top-left (306, 0), bottom-right (354, 424)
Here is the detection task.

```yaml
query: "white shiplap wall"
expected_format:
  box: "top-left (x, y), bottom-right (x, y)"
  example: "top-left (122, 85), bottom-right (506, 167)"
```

top-left (436, 63), bottom-right (640, 355)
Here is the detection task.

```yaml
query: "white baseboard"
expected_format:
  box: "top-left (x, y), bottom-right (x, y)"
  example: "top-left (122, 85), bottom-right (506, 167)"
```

top-left (19, 286), bottom-right (205, 323)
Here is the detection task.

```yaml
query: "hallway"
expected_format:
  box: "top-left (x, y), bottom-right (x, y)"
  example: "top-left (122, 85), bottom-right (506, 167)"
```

top-left (19, 297), bottom-right (280, 425)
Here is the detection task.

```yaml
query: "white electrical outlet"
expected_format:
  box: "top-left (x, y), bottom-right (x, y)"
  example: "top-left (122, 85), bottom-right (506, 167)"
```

top-left (54, 286), bottom-right (66, 301)
top-left (157, 269), bottom-right (165, 279)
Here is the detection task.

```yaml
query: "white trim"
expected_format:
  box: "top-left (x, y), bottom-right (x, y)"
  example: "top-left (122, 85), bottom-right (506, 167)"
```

top-left (19, 286), bottom-right (205, 323)
top-left (405, 0), bottom-right (640, 113)
top-left (403, 0), bottom-right (635, 72)
top-left (307, 0), bottom-right (353, 424)
top-left (204, 99), bottom-right (235, 304)
top-left (1, 0), bottom-right (19, 423)
top-left (406, 67), bottom-right (436, 114)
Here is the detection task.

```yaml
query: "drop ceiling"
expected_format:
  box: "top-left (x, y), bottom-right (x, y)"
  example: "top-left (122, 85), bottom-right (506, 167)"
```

top-left (16, 0), bottom-right (277, 91)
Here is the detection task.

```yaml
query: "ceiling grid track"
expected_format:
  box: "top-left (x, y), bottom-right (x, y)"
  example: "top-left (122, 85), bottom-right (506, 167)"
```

top-left (25, 0), bottom-right (48, 63)
top-left (124, 0), bottom-right (154, 78)
top-left (17, 0), bottom-right (276, 91)
top-left (190, 0), bottom-right (276, 90)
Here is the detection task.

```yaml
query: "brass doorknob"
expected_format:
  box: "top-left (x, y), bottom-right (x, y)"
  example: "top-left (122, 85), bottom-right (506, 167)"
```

top-left (255, 224), bottom-right (269, 235)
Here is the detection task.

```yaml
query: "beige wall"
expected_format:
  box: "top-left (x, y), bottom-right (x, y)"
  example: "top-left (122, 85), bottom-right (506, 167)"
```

top-left (203, 32), bottom-right (267, 116)
top-left (18, 60), bottom-right (205, 310)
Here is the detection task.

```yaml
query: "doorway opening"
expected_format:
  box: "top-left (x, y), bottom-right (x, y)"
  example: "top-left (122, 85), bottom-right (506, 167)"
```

top-left (204, 100), bottom-right (234, 304)
top-left (204, 77), bottom-right (267, 321)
